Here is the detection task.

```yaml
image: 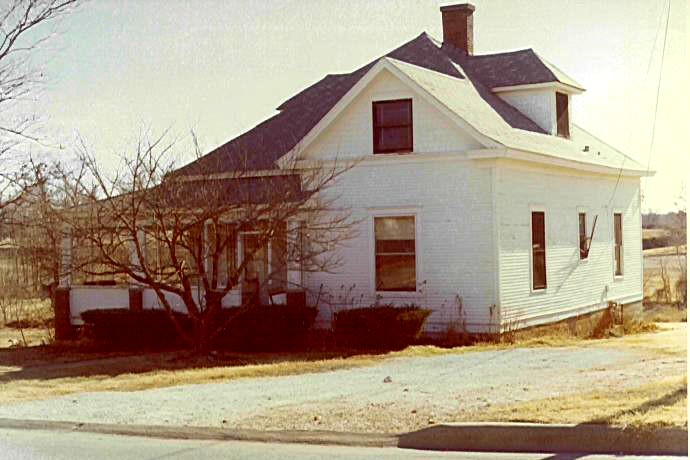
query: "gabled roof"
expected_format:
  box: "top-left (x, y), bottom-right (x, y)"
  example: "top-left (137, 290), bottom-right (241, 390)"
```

top-left (387, 58), bottom-right (645, 172)
top-left (176, 32), bottom-right (643, 177)
top-left (459, 48), bottom-right (584, 91)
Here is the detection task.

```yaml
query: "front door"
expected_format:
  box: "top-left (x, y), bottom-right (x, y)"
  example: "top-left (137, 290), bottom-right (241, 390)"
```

top-left (241, 234), bottom-right (268, 305)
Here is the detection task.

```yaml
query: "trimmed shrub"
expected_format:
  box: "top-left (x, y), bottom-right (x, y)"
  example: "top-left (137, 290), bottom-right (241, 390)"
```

top-left (81, 308), bottom-right (190, 349)
top-left (333, 305), bottom-right (432, 350)
top-left (214, 305), bottom-right (318, 351)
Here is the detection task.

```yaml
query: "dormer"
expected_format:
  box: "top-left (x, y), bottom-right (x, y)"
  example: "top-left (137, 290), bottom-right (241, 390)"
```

top-left (492, 81), bottom-right (584, 138)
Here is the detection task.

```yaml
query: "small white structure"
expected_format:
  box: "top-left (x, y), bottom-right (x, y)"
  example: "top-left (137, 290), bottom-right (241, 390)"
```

top-left (64, 4), bottom-right (650, 335)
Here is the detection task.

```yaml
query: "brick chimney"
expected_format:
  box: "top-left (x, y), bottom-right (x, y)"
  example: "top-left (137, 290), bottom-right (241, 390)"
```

top-left (440, 3), bottom-right (475, 55)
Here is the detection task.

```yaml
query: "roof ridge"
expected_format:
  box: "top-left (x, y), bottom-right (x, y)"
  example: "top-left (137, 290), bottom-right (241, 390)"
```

top-left (469, 48), bottom-right (535, 58)
top-left (531, 50), bottom-right (585, 91)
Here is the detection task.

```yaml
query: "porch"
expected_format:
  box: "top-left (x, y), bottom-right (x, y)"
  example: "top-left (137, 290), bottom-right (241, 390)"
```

top-left (55, 222), bottom-right (307, 329)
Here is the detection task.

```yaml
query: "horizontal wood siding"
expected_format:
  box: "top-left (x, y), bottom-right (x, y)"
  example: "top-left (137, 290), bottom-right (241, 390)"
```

top-left (304, 160), bottom-right (496, 334)
top-left (495, 161), bottom-right (643, 329)
top-left (302, 69), bottom-right (482, 160)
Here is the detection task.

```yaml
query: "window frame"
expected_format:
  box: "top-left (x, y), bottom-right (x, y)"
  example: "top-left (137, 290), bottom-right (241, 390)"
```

top-left (370, 210), bottom-right (420, 295)
top-left (372, 98), bottom-right (413, 154)
top-left (578, 211), bottom-right (589, 261)
top-left (556, 92), bottom-right (570, 138)
top-left (613, 212), bottom-right (623, 278)
top-left (530, 207), bottom-right (547, 292)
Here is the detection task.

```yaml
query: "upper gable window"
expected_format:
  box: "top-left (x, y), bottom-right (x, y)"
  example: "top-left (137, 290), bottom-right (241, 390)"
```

top-left (372, 99), bottom-right (413, 154)
top-left (556, 92), bottom-right (570, 138)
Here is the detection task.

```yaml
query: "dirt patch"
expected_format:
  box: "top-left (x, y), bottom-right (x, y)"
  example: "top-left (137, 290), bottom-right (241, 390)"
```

top-left (0, 325), bottom-right (684, 432)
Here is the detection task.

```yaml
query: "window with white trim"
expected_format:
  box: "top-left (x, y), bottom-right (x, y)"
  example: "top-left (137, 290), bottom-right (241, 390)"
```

top-left (372, 99), bottom-right (413, 154)
top-left (578, 212), bottom-right (588, 260)
top-left (374, 216), bottom-right (416, 291)
top-left (614, 213), bottom-right (623, 276)
top-left (531, 211), bottom-right (547, 290)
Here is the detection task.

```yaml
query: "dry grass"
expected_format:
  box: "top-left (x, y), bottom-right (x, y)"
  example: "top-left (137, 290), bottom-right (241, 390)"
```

top-left (643, 251), bottom-right (686, 304)
top-left (0, 328), bottom-right (52, 349)
top-left (643, 303), bottom-right (687, 323)
top-left (642, 228), bottom-right (670, 240)
top-left (0, 351), bottom-right (384, 404)
top-left (643, 245), bottom-right (687, 257)
top-left (472, 376), bottom-right (687, 429)
top-left (1, 321), bottom-right (683, 406)
top-left (0, 343), bottom-right (502, 405)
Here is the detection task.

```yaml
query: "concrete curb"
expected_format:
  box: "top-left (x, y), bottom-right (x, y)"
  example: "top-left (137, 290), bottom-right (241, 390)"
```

top-left (0, 418), bottom-right (686, 455)
top-left (398, 422), bottom-right (689, 456)
top-left (0, 418), bottom-right (397, 448)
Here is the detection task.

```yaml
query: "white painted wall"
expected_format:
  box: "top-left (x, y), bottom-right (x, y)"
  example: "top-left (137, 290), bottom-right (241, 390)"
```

top-left (496, 89), bottom-right (558, 135)
top-left (494, 160), bottom-right (643, 329)
top-left (70, 286), bottom-right (129, 325)
top-left (70, 286), bottom-right (241, 325)
top-left (301, 69), bottom-right (482, 160)
top-left (304, 158), bottom-right (497, 334)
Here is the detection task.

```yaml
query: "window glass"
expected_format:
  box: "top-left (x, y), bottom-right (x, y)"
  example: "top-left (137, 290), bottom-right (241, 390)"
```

top-left (556, 92), bottom-right (569, 138)
top-left (614, 213), bottom-right (623, 276)
top-left (373, 99), bottom-right (413, 153)
top-left (531, 211), bottom-right (547, 289)
top-left (579, 212), bottom-right (588, 259)
top-left (375, 216), bottom-right (416, 291)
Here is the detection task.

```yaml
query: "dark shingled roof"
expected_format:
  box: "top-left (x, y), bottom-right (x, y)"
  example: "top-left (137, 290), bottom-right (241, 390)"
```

top-left (176, 33), bottom-right (573, 176)
top-left (151, 175), bottom-right (306, 208)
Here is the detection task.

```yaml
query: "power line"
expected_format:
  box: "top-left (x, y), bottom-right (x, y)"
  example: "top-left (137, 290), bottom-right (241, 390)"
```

top-left (607, 0), bottom-right (671, 209)
top-left (645, 0), bottom-right (672, 177)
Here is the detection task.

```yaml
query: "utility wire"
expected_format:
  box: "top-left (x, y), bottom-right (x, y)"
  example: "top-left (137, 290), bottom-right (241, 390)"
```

top-left (607, 0), bottom-right (671, 209)
top-left (644, 0), bottom-right (672, 177)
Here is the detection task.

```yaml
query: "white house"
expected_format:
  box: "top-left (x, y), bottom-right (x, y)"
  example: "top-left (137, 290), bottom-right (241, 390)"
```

top-left (62, 4), bottom-right (650, 335)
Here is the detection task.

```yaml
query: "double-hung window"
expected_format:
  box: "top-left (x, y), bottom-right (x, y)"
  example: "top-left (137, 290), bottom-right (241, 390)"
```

top-left (531, 211), bottom-right (547, 290)
top-left (578, 212), bottom-right (588, 260)
top-left (614, 213), bottom-right (623, 276)
top-left (374, 216), bottom-right (416, 291)
top-left (372, 99), bottom-right (413, 154)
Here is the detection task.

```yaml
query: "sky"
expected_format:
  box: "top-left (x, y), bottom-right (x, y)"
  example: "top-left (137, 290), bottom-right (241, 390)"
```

top-left (27, 0), bottom-right (689, 212)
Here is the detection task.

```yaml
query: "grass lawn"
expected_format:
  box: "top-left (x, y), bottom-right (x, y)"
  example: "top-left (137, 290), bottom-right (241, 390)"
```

top-left (0, 258), bottom-right (685, 430)
top-left (474, 376), bottom-right (687, 428)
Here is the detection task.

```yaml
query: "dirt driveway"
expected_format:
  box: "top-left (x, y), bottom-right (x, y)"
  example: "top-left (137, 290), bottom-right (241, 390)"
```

top-left (0, 324), bottom-right (684, 433)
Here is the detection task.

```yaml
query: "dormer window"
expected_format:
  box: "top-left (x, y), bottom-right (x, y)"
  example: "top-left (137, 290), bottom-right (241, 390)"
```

top-left (556, 92), bottom-right (570, 138)
top-left (373, 99), bottom-right (413, 154)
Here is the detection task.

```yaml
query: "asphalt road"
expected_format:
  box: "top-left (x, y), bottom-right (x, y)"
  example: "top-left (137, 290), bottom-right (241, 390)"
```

top-left (0, 429), bottom-right (681, 460)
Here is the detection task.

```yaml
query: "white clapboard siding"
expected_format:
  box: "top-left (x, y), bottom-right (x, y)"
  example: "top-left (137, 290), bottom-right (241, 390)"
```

top-left (494, 161), bottom-right (643, 329)
top-left (301, 69), bottom-right (482, 160)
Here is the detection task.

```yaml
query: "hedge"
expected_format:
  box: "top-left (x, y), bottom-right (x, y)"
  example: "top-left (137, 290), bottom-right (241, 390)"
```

top-left (214, 305), bottom-right (318, 351)
top-left (333, 305), bottom-right (432, 350)
top-left (80, 308), bottom-right (189, 349)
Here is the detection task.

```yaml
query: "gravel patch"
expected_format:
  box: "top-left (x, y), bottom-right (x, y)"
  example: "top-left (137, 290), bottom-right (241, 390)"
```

top-left (0, 344), bottom-right (684, 432)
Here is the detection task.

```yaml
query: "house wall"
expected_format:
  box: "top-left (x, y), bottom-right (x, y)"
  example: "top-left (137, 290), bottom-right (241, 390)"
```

top-left (301, 69), bottom-right (482, 159)
top-left (298, 67), bottom-right (497, 334)
top-left (69, 286), bottom-right (241, 325)
top-left (495, 89), bottom-right (557, 135)
top-left (304, 158), bottom-right (497, 334)
top-left (494, 159), bottom-right (643, 329)
top-left (70, 286), bottom-right (129, 325)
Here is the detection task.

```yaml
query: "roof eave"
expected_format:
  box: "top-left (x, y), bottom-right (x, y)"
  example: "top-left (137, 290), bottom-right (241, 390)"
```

top-left (468, 148), bottom-right (652, 177)
top-left (492, 81), bottom-right (585, 94)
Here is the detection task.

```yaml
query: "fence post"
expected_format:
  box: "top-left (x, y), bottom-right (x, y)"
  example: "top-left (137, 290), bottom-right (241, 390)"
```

top-left (129, 287), bottom-right (143, 313)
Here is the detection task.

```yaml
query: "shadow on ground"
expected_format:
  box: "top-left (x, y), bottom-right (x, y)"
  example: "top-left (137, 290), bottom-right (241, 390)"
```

top-left (0, 343), bottom-right (387, 383)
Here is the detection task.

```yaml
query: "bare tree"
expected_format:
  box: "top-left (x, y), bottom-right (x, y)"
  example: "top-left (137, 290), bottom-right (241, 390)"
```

top-left (59, 131), bottom-right (356, 350)
top-left (0, 0), bottom-right (80, 211)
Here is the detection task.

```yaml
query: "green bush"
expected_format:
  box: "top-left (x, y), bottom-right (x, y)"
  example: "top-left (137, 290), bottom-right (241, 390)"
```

top-left (81, 308), bottom-right (189, 349)
top-left (333, 305), bottom-right (432, 350)
top-left (214, 305), bottom-right (318, 351)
